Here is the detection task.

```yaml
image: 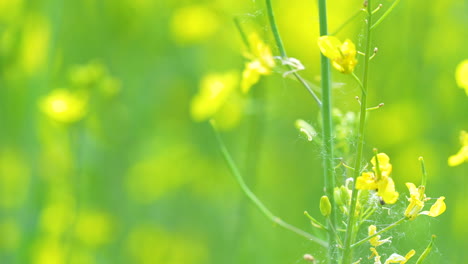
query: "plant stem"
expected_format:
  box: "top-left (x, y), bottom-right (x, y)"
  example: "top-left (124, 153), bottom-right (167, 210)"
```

top-left (317, 0), bottom-right (337, 262)
top-left (351, 217), bottom-right (407, 248)
top-left (341, 1), bottom-right (374, 263)
top-left (211, 122), bottom-right (328, 248)
top-left (265, 0), bottom-right (322, 107)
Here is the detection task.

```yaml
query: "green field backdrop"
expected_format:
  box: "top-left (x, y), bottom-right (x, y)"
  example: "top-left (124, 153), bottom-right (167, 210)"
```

top-left (0, 0), bottom-right (466, 263)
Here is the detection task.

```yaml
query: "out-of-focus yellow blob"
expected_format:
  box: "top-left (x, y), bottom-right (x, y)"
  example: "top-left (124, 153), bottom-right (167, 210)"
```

top-left (190, 71), bottom-right (242, 130)
top-left (40, 195), bottom-right (75, 236)
top-left (20, 14), bottom-right (50, 75)
top-left (0, 0), bottom-right (23, 23)
top-left (75, 211), bottom-right (113, 247)
top-left (39, 89), bottom-right (88, 123)
top-left (33, 239), bottom-right (65, 264)
top-left (127, 225), bottom-right (208, 264)
top-left (0, 149), bottom-right (30, 209)
top-left (241, 33), bottom-right (276, 93)
top-left (170, 5), bottom-right (219, 44)
top-left (448, 130), bottom-right (468, 166)
top-left (455, 59), bottom-right (468, 95)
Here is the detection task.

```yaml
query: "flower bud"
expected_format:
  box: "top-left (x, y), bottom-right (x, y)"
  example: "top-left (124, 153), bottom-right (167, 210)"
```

top-left (320, 195), bottom-right (332, 217)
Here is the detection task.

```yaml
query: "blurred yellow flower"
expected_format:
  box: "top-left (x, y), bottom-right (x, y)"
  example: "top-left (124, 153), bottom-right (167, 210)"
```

top-left (170, 5), bottom-right (219, 44)
top-left (356, 153), bottom-right (399, 204)
top-left (241, 33), bottom-right (276, 93)
top-left (39, 89), bottom-right (87, 123)
top-left (317, 36), bottom-right (357, 74)
top-left (20, 14), bottom-right (50, 75)
top-left (404, 182), bottom-right (446, 220)
top-left (190, 71), bottom-right (243, 129)
top-left (448, 130), bottom-right (468, 166)
top-left (75, 211), bottom-right (113, 247)
top-left (455, 59), bottom-right (468, 95)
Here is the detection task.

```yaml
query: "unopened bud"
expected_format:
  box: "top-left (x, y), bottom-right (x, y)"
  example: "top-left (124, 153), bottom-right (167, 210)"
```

top-left (303, 254), bottom-right (316, 263)
top-left (320, 195), bottom-right (332, 217)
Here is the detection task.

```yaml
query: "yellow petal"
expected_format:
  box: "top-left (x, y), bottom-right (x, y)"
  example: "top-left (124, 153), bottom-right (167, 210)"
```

top-left (448, 145), bottom-right (468, 167)
top-left (405, 196), bottom-right (424, 220)
top-left (317, 36), bottom-right (342, 59)
top-left (377, 176), bottom-right (399, 204)
top-left (371, 153), bottom-right (393, 177)
top-left (405, 182), bottom-right (419, 199)
top-left (241, 62), bottom-right (263, 94)
top-left (356, 172), bottom-right (377, 190)
top-left (401, 249), bottom-right (416, 264)
top-left (368, 225), bottom-right (391, 247)
top-left (427, 197), bottom-right (446, 217)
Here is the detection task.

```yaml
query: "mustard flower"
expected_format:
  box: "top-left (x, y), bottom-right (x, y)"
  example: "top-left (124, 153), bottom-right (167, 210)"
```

top-left (369, 247), bottom-right (415, 264)
top-left (241, 33), bottom-right (276, 93)
top-left (448, 130), bottom-right (468, 166)
top-left (190, 71), bottom-right (243, 130)
top-left (317, 36), bottom-right (357, 74)
top-left (356, 153), bottom-right (399, 204)
top-left (404, 182), bottom-right (446, 220)
top-left (368, 225), bottom-right (391, 247)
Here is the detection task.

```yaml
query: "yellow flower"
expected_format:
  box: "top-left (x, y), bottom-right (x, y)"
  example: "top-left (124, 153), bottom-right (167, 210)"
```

top-left (448, 130), bottom-right (468, 166)
top-left (404, 183), bottom-right (446, 220)
top-left (170, 5), bottom-right (219, 44)
top-left (455, 59), bottom-right (468, 95)
top-left (356, 153), bottom-right (399, 204)
top-left (370, 248), bottom-right (415, 264)
top-left (368, 225), bottom-right (391, 247)
top-left (39, 89), bottom-right (87, 123)
top-left (317, 36), bottom-right (357, 74)
top-left (241, 33), bottom-right (275, 93)
top-left (190, 72), bottom-right (243, 130)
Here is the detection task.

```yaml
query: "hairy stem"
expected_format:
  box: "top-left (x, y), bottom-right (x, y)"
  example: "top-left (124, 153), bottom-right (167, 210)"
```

top-left (341, 1), bottom-right (374, 263)
top-left (265, 0), bottom-right (322, 107)
top-left (351, 217), bottom-right (407, 248)
top-left (317, 0), bottom-right (338, 262)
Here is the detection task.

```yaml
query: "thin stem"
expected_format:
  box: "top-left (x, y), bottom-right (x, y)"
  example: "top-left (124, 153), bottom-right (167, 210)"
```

top-left (265, 0), bottom-right (322, 107)
top-left (341, 1), bottom-right (374, 263)
top-left (331, 9), bottom-right (365, 35)
top-left (211, 121), bottom-right (328, 248)
top-left (416, 235), bottom-right (436, 264)
top-left (371, 0), bottom-right (401, 30)
top-left (351, 217), bottom-right (407, 248)
top-left (233, 17), bottom-right (250, 49)
top-left (317, 0), bottom-right (338, 262)
top-left (419, 156), bottom-right (427, 186)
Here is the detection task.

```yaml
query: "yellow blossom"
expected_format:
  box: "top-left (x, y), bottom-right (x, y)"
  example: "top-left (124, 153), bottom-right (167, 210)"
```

top-left (317, 36), bottom-right (357, 74)
top-left (190, 72), bottom-right (243, 130)
top-left (368, 225), bottom-right (391, 247)
top-left (370, 248), bottom-right (415, 264)
top-left (39, 89), bottom-right (87, 123)
top-left (404, 183), bottom-right (446, 220)
top-left (241, 33), bottom-right (275, 93)
top-left (170, 5), bottom-right (219, 44)
top-left (448, 130), bottom-right (468, 166)
top-left (356, 153), bottom-right (399, 204)
top-left (455, 59), bottom-right (468, 95)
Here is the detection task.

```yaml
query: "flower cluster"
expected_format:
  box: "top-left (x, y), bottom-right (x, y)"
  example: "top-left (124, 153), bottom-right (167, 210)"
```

top-left (356, 153), bottom-right (399, 204)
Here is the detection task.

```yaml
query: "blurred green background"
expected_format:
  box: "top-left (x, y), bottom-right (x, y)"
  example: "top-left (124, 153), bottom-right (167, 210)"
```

top-left (0, 0), bottom-right (466, 263)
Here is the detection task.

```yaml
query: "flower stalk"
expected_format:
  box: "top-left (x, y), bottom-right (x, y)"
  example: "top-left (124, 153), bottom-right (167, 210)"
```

top-left (341, 0), bottom-right (375, 262)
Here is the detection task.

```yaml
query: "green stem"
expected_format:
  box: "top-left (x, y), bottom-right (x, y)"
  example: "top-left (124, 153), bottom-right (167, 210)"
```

top-left (351, 217), bottom-right (407, 248)
top-left (419, 156), bottom-right (427, 186)
top-left (371, 0), bottom-right (401, 30)
top-left (211, 122), bottom-right (328, 248)
top-left (341, 1), bottom-right (374, 263)
top-left (317, 0), bottom-right (337, 262)
top-left (265, 0), bottom-right (322, 107)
